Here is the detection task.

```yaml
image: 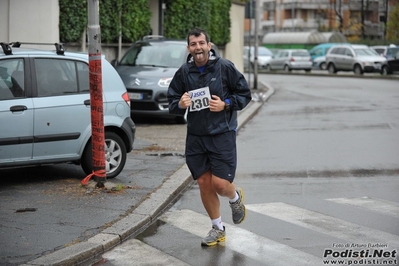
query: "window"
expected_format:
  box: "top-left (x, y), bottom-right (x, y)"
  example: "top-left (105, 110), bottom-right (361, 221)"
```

top-left (344, 49), bottom-right (353, 57)
top-left (312, 48), bottom-right (323, 57)
top-left (269, 10), bottom-right (275, 21)
top-left (0, 59), bottom-right (25, 100)
top-left (121, 43), bottom-right (186, 68)
top-left (292, 52), bottom-right (309, 57)
top-left (330, 48), bottom-right (340, 55)
top-left (374, 48), bottom-right (385, 55)
top-left (354, 48), bottom-right (378, 56)
top-left (35, 59), bottom-right (86, 97)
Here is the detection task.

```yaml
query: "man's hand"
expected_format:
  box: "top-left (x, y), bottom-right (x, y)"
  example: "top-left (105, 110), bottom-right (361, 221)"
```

top-left (179, 92), bottom-right (191, 109)
top-left (209, 95), bottom-right (225, 112)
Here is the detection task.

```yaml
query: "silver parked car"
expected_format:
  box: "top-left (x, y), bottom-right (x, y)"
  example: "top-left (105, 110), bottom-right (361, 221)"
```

top-left (0, 43), bottom-right (135, 178)
top-left (312, 55), bottom-right (327, 70)
top-left (266, 49), bottom-right (312, 72)
top-left (326, 44), bottom-right (387, 75)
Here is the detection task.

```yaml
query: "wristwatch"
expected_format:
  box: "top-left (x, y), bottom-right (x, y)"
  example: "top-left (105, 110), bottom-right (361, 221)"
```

top-left (224, 99), bottom-right (231, 111)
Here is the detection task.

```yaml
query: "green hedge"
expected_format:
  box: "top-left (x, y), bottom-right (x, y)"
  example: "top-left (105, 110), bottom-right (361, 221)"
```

top-left (163, 0), bottom-right (232, 46)
top-left (59, 0), bottom-right (233, 46)
top-left (59, 0), bottom-right (151, 44)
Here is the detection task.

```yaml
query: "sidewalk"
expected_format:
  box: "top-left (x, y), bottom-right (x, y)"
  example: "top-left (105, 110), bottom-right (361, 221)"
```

top-left (22, 83), bottom-right (273, 266)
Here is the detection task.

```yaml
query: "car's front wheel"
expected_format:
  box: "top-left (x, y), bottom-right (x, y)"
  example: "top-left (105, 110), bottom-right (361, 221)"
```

top-left (319, 62), bottom-right (327, 70)
top-left (327, 63), bottom-right (337, 74)
top-left (81, 131), bottom-right (127, 179)
top-left (381, 65), bottom-right (391, 75)
top-left (353, 64), bottom-right (364, 75)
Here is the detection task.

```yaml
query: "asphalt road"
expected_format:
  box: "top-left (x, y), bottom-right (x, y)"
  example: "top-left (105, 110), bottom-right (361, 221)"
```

top-left (97, 74), bottom-right (399, 266)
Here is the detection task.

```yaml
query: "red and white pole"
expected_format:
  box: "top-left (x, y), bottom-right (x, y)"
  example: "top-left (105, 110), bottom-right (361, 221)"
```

top-left (81, 0), bottom-right (106, 186)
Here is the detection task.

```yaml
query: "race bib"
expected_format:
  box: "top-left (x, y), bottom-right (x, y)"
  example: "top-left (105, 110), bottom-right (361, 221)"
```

top-left (189, 86), bottom-right (211, 112)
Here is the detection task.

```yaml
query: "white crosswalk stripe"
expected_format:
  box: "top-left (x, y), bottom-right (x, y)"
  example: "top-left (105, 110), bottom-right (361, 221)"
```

top-left (326, 197), bottom-right (399, 218)
top-left (245, 202), bottom-right (399, 247)
top-left (101, 238), bottom-right (190, 266)
top-left (160, 209), bottom-right (321, 266)
top-left (101, 198), bottom-right (399, 265)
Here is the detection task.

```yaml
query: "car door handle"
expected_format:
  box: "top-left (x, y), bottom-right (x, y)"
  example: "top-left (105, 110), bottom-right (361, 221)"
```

top-left (84, 99), bottom-right (90, 106)
top-left (10, 105), bottom-right (28, 112)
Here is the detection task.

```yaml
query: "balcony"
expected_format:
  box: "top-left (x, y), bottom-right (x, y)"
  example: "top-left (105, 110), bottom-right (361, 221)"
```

top-left (282, 0), bottom-right (330, 10)
top-left (282, 18), bottom-right (324, 30)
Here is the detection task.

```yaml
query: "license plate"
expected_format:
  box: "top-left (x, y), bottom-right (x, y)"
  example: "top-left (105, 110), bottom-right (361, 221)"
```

top-left (129, 92), bottom-right (142, 100)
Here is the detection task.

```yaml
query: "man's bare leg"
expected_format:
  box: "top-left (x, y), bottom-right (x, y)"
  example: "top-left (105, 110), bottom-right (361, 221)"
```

top-left (196, 169), bottom-right (236, 219)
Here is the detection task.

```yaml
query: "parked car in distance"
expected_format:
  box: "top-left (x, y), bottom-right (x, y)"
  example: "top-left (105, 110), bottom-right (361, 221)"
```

top-left (309, 43), bottom-right (349, 70)
top-left (381, 49), bottom-right (399, 75)
top-left (266, 49), bottom-right (312, 72)
top-left (243, 46), bottom-right (273, 69)
top-left (0, 42), bottom-right (135, 178)
top-left (312, 55), bottom-right (327, 70)
top-left (111, 35), bottom-right (220, 124)
top-left (370, 44), bottom-right (399, 59)
top-left (326, 44), bottom-right (387, 75)
top-left (309, 43), bottom-right (349, 61)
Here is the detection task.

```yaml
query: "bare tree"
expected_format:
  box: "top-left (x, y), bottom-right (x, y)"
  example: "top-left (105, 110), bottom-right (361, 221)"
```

top-left (360, 0), bottom-right (371, 39)
top-left (383, 0), bottom-right (389, 39)
top-left (333, 0), bottom-right (344, 32)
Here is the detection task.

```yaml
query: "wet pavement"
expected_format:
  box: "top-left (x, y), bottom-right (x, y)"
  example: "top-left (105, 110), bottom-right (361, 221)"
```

top-left (0, 144), bottom-right (187, 266)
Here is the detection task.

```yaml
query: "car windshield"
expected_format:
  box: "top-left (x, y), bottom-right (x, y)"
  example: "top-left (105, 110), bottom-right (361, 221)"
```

top-left (354, 48), bottom-right (379, 56)
top-left (248, 47), bottom-right (273, 56)
top-left (120, 43), bottom-right (186, 68)
top-left (387, 47), bottom-right (399, 56)
top-left (258, 47), bottom-right (273, 56)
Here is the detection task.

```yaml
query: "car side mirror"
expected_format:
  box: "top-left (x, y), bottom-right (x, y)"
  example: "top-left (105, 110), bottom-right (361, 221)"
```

top-left (111, 59), bottom-right (118, 68)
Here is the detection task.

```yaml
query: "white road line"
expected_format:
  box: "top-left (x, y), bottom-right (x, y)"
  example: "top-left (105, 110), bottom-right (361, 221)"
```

top-left (101, 238), bottom-right (190, 266)
top-left (326, 197), bottom-right (399, 218)
top-left (246, 202), bottom-right (399, 246)
top-left (160, 209), bottom-right (321, 266)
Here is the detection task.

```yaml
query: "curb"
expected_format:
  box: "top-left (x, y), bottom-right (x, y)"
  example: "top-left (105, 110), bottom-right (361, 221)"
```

top-left (252, 69), bottom-right (399, 80)
top-left (23, 82), bottom-right (275, 266)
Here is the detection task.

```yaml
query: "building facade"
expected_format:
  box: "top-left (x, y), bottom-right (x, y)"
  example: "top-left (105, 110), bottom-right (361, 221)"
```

top-left (245, 0), bottom-right (398, 44)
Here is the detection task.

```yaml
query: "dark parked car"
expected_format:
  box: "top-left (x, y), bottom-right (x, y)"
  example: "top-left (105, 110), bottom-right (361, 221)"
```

top-left (112, 35), bottom-right (220, 124)
top-left (371, 45), bottom-right (399, 59)
top-left (381, 50), bottom-right (399, 75)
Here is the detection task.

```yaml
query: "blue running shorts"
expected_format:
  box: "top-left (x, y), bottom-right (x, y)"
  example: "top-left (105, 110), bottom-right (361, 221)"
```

top-left (185, 131), bottom-right (237, 182)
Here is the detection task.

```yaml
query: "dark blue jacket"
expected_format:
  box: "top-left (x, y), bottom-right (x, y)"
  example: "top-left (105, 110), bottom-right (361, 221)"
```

top-left (167, 53), bottom-right (251, 136)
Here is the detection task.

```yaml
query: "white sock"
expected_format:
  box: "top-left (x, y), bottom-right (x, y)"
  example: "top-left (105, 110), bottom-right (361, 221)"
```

top-left (211, 216), bottom-right (224, 231)
top-left (229, 190), bottom-right (239, 203)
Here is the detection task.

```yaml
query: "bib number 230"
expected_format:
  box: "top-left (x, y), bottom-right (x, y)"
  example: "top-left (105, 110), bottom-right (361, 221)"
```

top-left (189, 86), bottom-right (211, 112)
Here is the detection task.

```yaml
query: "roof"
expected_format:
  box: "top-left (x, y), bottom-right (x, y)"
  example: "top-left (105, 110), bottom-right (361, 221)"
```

top-left (262, 31), bottom-right (347, 45)
top-left (322, 32), bottom-right (347, 43)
